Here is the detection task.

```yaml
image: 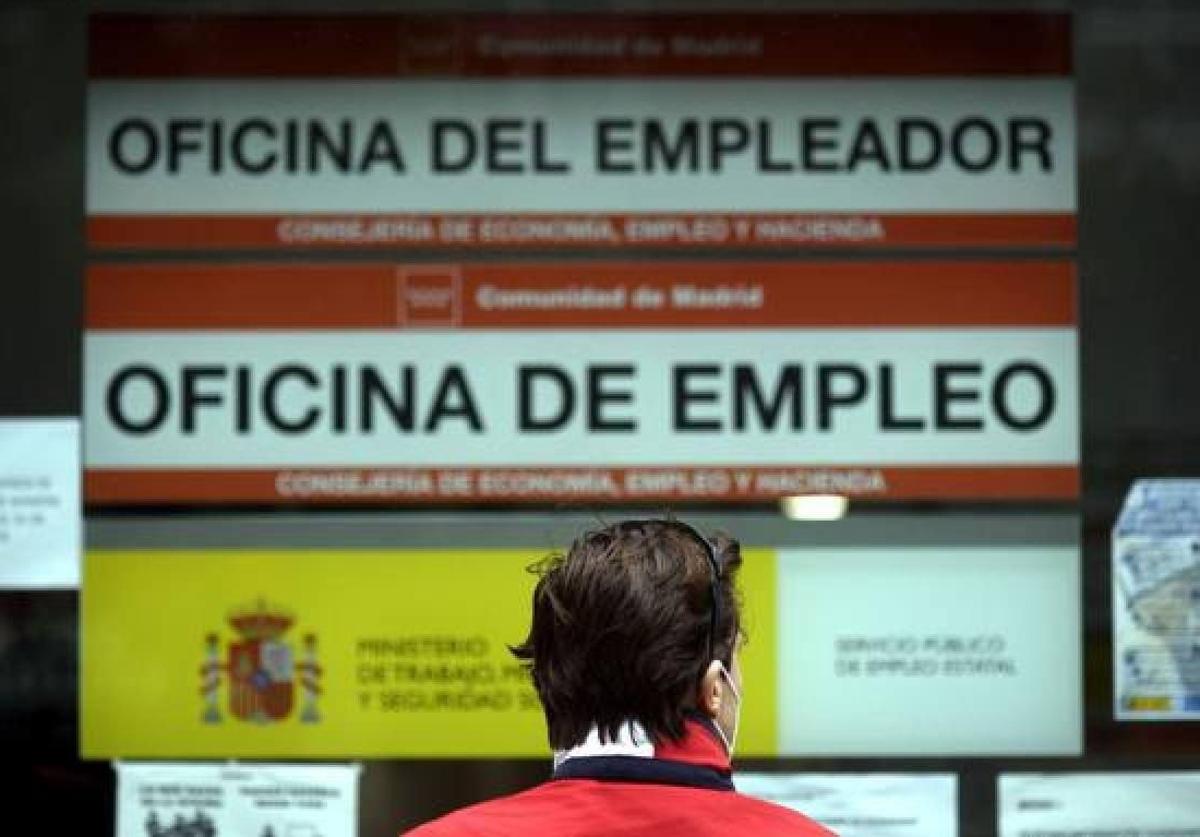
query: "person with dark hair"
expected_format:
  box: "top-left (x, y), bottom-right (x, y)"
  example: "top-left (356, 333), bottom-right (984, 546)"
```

top-left (405, 519), bottom-right (830, 836)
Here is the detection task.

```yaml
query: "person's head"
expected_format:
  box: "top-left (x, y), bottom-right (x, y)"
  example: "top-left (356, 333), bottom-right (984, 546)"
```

top-left (511, 518), bottom-right (744, 751)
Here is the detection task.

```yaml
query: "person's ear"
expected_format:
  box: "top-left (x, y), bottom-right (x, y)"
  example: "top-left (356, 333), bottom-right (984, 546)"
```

top-left (698, 660), bottom-right (723, 718)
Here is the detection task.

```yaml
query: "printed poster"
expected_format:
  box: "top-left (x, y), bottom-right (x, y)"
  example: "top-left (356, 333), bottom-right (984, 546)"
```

top-left (1113, 479), bottom-right (1200, 719)
top-left (739, 773), bottom-right (957, 837)
top-left (116, 761), bottom-right (360, 837)
top-left (999, 772), bottom-right (1200, 836)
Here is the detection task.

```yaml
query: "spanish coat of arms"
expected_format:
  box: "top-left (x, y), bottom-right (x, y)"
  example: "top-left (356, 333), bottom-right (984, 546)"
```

top-left (200, 598), bottom-right (322, 724)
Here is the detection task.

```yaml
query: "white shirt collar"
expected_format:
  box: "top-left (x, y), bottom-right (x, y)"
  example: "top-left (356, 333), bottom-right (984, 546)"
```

top-left (551, 720), bottom-right (654, 770)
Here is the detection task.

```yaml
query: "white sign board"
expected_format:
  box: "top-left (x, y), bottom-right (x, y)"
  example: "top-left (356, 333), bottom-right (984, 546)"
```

top-left (999, 772), bottom-right (1200, 836)
top-left (776, 546), bottom-right (1081, 755)
top-left (739, 773), bottom-right (957, 837)
top-left (84, 330), bottom-right (1078, 469)
top-left (88, 80), bottom-right (1075, 216)
top-left (86, 13), bottom-right (1075, 251)
top-left (83, 261), bottom-right (1078, 505)
top-left (116, 761), bottom-right (360, 837)
top-left (0, 418), bottom-right (80, 587)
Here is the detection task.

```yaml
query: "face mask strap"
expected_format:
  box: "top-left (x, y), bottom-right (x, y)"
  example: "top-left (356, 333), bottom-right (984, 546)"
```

top-left (714, 661), bottom-right (741, 755)
top-left (717, 661), bottom-right (741, 704)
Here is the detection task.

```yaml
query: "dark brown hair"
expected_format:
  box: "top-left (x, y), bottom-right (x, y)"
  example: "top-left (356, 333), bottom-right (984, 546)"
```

top-left (511, 519), bottom-right (743, 750)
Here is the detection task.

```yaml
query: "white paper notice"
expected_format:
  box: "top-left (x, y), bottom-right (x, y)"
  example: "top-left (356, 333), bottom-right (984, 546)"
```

top-left (0, 417), bottom-right (80, 587)
top-left (738, 773), bottom-right (957, 837)
top-left (999, 772), bottom-right (1200, 836)
top-left (776, 546), bottom-right (1081, 755)
top-left (116, 762), bottom-right (360, 837)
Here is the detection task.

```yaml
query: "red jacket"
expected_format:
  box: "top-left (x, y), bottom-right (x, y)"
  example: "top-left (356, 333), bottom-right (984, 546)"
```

top-left (404, 719), bottom-right (832, 836)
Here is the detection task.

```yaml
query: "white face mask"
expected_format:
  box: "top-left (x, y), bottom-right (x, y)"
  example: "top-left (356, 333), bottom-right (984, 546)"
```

top-left (713, 661), bottom-right (742, 756)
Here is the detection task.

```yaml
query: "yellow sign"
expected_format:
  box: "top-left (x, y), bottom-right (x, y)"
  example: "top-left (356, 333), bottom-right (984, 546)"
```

top-left (82, 548), bottom-right (778, 758)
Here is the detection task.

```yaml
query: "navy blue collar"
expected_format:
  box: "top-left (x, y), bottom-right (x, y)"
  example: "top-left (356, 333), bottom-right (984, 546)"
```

top-left (551, 716), bottom-right (734, 792)
top-left (552, 754), bottom-right (734, 791)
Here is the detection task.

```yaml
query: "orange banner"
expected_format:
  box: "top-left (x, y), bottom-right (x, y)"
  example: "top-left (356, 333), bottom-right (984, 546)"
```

top-left (87, 260), bottom-right (1076, 330)
top-left (88, 212), bottom-right (1076, 252)
top-left (90, 13), bottom-right (1071, 79)
top-left (86, 465), bottom-right (1080, 504)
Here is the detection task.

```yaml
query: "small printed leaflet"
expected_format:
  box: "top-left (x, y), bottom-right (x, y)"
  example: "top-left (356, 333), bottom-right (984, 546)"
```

top-left (1113, 479), bottom-right (1200, 719)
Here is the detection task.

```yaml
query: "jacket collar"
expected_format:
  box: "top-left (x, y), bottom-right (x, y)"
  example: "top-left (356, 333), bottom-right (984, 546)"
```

top-left (551, 715), bottom-right (733, 792)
